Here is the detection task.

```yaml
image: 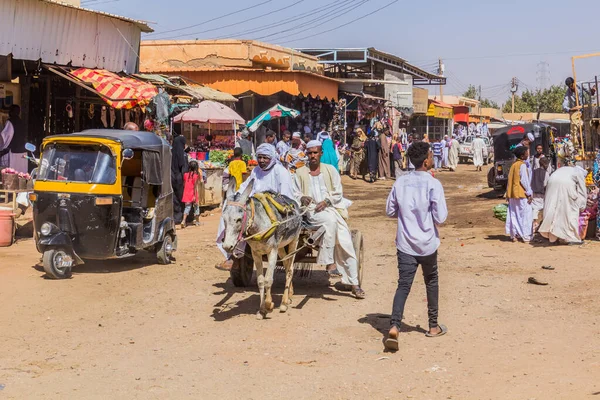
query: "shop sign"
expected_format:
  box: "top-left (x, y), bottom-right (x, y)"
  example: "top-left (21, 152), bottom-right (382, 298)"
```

top-left (427, 103), bottom-right (453, 119)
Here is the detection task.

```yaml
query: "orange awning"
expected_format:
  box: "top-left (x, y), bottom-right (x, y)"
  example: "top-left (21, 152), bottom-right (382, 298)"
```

top-left (174, 70), bottom-right (339, 100)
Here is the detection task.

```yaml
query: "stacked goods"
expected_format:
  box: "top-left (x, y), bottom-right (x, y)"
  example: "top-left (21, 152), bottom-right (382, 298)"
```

top-left (1, 168), bottom-right (19, 190)
top-left (493, 203), bottom-right (508, 222)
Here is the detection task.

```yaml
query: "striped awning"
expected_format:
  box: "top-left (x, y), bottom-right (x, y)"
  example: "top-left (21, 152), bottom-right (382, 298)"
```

top-left (70, 68), bottom-right (158, 109)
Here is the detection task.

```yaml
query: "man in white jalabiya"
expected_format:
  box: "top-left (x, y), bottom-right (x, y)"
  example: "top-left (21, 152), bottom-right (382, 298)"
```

top-left (472, 133), bottom-right (487, 171)
top-left (538, 166), bottom-right (588, 245)
top-left (215, 143), bottom-right (295, 268)
top-left (440, 135), bottom-right (449, 168)
top-left (293, 140), bottom-right (366, 299)
top-left (446, 135), bottom-right (460, 171)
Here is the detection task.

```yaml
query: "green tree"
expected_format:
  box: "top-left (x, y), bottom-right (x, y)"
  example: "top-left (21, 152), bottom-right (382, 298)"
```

top-left (502, 85), bottom-right (565, 113)
top-left (462, 85), bottom-right (500, 108)
top-left (462, 85), bottom-right (478, 100)
top-left (481, 98), bottom-right (499, 108)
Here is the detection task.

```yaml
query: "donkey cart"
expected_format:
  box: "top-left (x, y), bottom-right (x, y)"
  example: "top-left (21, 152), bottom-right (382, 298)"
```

top-left (230, 227), bottom-right (365, 288)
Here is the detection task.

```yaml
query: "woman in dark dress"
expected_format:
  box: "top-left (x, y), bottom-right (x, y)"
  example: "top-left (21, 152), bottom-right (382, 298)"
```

top-left (171, 132), bottom-right (188, 224)
top-left (364, 133), bottom-right (379, 183)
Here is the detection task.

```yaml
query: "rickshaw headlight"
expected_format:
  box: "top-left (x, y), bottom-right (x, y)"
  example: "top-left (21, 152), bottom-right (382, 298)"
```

top-left (40, 223), bottom-right (52, 236)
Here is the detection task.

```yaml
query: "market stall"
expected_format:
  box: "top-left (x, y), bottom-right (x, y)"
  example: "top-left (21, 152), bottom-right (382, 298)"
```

top-left (173, 101), bottom-right (246, 207)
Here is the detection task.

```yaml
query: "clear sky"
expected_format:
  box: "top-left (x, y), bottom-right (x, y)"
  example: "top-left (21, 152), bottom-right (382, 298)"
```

top-left (87, 0), bottom-right (600, 106)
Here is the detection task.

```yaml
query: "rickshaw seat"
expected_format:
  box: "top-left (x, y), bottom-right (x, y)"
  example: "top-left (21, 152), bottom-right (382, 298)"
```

top-left (122, 176), bottom-right (145, 207)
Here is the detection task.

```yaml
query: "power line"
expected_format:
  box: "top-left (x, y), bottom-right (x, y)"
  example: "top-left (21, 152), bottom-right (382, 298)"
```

top-left (216, 0), bottom-right (357, 40)
top-left (145, 0), bottom-right (273, 38)
top-left (276, 0), bottom-right (399, 44)
top-left (265, 0), bottom-right (371, 42)
top-left (410, 48), bottom-right (600, 64)
top-left (160, 0), bottom-right (305, 40)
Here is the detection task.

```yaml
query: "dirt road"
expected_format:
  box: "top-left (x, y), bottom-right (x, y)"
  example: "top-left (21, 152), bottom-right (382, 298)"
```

top-left (1, 165), bottom-right (599, 399)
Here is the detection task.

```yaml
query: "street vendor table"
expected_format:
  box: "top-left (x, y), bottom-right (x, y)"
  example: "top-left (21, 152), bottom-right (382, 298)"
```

top-left (0, 189), bottom-right (28, 214)
top-left (200, 167), bottom-right (224, 207)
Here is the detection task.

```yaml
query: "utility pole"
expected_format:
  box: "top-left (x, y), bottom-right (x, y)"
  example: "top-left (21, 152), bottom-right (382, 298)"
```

top-left (438, 58), bottom-right (444, 102)
top-left (510, 77), bottom-right (518, 113)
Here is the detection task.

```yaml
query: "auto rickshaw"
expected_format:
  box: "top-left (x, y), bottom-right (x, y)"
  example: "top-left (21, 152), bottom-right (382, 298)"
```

top-left (30, 130), bottom-right (177, 279)
top-left (487, 123), bottom-right (554, 193)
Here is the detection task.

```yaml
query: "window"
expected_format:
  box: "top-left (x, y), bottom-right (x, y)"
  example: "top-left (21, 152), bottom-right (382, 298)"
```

top-left (38, 143), bottom-right (116, 184)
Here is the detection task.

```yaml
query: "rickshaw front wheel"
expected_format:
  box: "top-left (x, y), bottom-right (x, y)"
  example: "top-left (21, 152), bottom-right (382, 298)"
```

top-left (156, 233), bottom-right (174, 265)
top-left (42, 249), bottom-right (73, 279)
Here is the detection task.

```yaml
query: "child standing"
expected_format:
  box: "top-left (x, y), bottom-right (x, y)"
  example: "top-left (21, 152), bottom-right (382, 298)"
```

top-left (384, 141), bottom-right (449, 351)
top-left (181, 161), bottom-right (201, 229)
top-left (228, 147), bottom-right (247, 190)
top-left (505, 146), bottom-right (533, 242)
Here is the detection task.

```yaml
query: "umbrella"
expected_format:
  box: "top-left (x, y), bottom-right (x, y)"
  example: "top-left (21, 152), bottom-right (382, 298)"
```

top-left (173, 100), bottom-right (245, 124)
top-left (247, 104), bottom-right (300, 132)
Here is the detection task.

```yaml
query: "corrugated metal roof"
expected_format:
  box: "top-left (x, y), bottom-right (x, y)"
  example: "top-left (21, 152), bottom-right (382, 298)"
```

top-left (0, 0), bottom-right (144, 73)
top-left (40, 0), bottom-right (153, 32)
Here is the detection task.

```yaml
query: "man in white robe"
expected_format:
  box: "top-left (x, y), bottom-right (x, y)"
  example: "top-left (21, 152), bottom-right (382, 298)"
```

top-left (293, 140), bottom-right (365, 299)
top-left (472, 133), bottom-right (487, 171)
top-left (440, 135), bottom-right (449, 168)
top-left (446, 135), bottom-right (460, 171)
top-left (538, 166), bottom-right (588, 244)
top-left (216, 144), bottom-right (295, 265)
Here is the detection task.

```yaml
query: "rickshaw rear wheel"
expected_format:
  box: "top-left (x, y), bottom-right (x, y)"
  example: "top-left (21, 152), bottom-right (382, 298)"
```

top-left (351, 230), bottom-right (364, 286)
top-left (157, 233), bottom-right (174, 265)
top-left (42, 249), bottom-right (73, 280)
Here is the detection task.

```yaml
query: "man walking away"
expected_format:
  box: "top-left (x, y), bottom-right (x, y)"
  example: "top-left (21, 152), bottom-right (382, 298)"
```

top-left (384, 141), bottom-right (449, 351)
top-left (472, 133), bottom-right (487, 171)
top-left (441, 135), bottom-right (449, 168)
top-left (446, 135), bottom-right (460, 172)
top-left (431, 138), bottom-right (443, 171)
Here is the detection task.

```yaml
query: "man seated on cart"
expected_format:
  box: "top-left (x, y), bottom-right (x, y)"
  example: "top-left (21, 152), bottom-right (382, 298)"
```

top-left (293, 140), bottom-right (366, 299)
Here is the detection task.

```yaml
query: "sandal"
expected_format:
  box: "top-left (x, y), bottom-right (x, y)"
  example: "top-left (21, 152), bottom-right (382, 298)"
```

top-left (384, 330), bottom-right (399, 351)
top-left (352, 287), bottom-right (366, 299)
top-left (326, 268), bottom-right (342, 278)
top-left (425, 324), bottom-right (448, 338)
top-left (528, 277), bottom-right (548, 286)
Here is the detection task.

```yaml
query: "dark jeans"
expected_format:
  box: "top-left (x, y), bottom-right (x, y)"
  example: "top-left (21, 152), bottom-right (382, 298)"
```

top-left (390, 250), bottom-right (439, 330)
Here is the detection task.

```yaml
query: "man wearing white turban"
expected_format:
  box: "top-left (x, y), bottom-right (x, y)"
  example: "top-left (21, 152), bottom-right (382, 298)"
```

top-left (216, 143), bottom-right (296, 265)
top-left (293, 140), bottom-right (366, 299)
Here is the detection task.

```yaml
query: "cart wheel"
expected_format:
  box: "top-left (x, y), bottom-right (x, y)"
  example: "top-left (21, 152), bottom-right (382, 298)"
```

top-left (157, 233), bottom-right (174, 265)
top-left (43, 249), bottom-right (73, 279)
top-left (351, 230), bottom-right (364, 286)
top-left (231, 250), bottom-right (254, 287)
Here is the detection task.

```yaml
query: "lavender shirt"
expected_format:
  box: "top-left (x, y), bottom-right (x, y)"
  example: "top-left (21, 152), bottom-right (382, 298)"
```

top-left (386, 171), bottom-right (448, 256)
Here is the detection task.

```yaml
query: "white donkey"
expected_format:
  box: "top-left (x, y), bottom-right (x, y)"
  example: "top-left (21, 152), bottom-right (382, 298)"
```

top-left (221, 180), bottom-right (303, 319)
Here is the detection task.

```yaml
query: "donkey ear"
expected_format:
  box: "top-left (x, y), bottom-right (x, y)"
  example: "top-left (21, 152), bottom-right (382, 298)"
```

top-left (239, 178), bottom-right (254, 202)
top-left (226, 177), bottom-right (237, 200)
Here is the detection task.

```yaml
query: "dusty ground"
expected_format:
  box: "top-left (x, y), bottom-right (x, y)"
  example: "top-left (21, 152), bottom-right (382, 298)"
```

top-left (1, 165), bottom-right (599, 400)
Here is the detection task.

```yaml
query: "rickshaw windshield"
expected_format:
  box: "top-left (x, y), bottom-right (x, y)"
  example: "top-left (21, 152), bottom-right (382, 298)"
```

top-left (38, 143), bottom-right (116, 184)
